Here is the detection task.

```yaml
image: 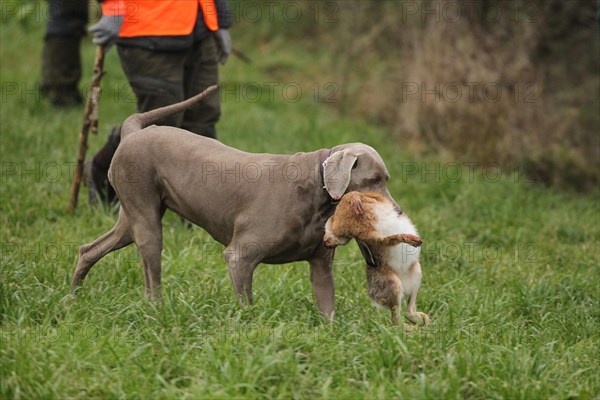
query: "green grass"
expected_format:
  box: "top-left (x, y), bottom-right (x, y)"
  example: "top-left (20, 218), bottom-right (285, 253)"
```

top-left (2, 11), bottom-right (599, 400)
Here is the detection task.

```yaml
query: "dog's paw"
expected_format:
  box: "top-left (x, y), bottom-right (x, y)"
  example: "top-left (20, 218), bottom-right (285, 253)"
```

top-left (406, 312), bottom-right (430, 325)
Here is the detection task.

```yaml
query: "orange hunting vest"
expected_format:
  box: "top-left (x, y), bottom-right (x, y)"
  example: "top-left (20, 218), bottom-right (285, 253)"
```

top-left (101, 0), bottom-right (219, 37)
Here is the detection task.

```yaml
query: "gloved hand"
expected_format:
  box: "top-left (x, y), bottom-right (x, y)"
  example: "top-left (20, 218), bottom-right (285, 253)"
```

top-left (89, 15), bottom-right (124, 50)
top-left (214, 29), bottom-right (232, 65)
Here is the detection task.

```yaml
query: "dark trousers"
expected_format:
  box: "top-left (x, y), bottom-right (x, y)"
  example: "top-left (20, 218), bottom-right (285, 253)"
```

top-left (41, 0), bottom-right (88, 104)
top-left (94, 36), bottom-right (221, 175)
top-left (116, 36), bottom-right (221, 137)
top-left (45, 0), bottom-right (88, 38)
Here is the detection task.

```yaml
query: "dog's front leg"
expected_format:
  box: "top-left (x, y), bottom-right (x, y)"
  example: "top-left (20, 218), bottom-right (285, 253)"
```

top-left (223, 242), bottom-right (258, 304)
top-left (309, 246), bottom-right (335, 322)
top-left (72, 208), bottom-right (133, 291)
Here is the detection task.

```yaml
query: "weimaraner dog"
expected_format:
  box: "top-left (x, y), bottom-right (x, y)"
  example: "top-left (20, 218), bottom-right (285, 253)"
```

top-left (72, 86), bottom-right (400, 321)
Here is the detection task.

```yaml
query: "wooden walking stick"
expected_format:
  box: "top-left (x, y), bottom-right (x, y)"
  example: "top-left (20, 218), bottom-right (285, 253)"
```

top-left (68, 45), bottom-right (106, 214)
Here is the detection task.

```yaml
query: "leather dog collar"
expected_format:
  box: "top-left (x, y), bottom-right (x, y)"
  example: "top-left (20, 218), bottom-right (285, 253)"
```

top-left (358, 240), bottom-right (379, 267)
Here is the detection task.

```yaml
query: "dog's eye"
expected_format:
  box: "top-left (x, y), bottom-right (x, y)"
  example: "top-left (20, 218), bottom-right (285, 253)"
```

top-left (369, 176), bottom-right (382, 184)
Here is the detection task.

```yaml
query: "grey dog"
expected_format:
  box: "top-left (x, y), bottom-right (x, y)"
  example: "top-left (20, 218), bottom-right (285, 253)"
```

top-left (72, 86), bottom-right (400, 321)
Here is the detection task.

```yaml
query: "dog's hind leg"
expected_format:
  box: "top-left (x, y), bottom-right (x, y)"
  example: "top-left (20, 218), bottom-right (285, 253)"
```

top-left (124, 204), bottom-right (165, 300)
top-left (72, 208), bottom-right (133, 290)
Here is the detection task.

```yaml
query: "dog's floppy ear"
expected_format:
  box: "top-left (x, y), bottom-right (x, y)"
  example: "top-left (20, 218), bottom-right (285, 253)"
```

top-left (323, 151), bottom-right (358, 200)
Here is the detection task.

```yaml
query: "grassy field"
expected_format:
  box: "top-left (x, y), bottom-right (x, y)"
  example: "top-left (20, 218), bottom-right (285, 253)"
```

top-left (2, 8), bottom-right (600, 400)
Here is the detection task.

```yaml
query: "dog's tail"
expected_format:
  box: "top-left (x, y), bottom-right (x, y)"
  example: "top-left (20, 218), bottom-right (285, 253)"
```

top-left (120, 85), bottom-right (218, 139)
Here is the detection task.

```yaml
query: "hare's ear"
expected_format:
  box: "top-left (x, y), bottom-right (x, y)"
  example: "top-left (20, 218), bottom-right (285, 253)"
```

top-left (323, 151), bottom-right (358, 200)
top-left (348, 193), bottom-right (364, 215)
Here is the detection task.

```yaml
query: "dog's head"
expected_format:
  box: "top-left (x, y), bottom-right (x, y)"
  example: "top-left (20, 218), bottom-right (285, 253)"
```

top-left (323, 143), bottom-right (396, 205)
